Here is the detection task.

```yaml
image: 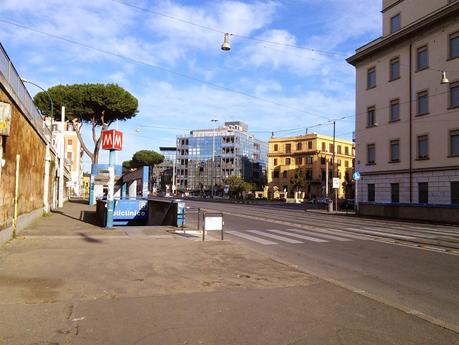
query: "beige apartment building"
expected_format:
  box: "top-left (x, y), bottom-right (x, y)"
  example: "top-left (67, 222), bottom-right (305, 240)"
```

top-left (347, 0), bottom-right (459, 222)
top-left (50, 120), bottom-right (83, 196)
top-left (267, 134), bottom-right (355, 201)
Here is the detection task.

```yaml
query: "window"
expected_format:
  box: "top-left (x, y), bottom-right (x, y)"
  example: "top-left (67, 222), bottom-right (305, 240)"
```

top-left (306, 157), bottom-right (313, 164)
top-left (282, 171), bottom-right (288, 178)
top-left (367, 106), bottom-right (376, 127)
top-left (345, 146), bottom-right (349, 155)
top-left (320, 157), bottom-right (326, 165)
top-left (308, 141), bottom-right (313, 150)
top-left (449, 31), bottom-right (459, 59)
top-left (274, 144), bottom-right (278, 151)
top-left (367, 67), bottom-right (376, 89)
top-left (450, 130), bottom-right (459, 156)
top-left (367, 144), bottom-right (375, 164)
top-left (67, 139), bottom-right (73, 145)
top-left (337, 145), bottom-right (342, 154)
top-left (451, 182), bottom-right (459, 204)
top-left (390, 140), bottom-right (400, 162)
top-left (389, 57), bottom-right (400, 81)
top-left (368, 184), bottom-right (375, 202)
top-left (390, 13), bottom-right (401, 33)
top-left (286, 158), bottom-right (291, 165)
top-left (416, 46), bottom-right (428, 71)
top-left (418, 182), bottom-right (428, 204)
top-left (296, 142), bottom-right (302, 150)
top-left (417, 135), bottom-right (429, 159)
top-left (273, 159), bottom-right (278, 165)
top-left (329, 143), bottom-right (334, 153)
top-left (67, 152), bottom-right (72, 160)
top-left (337, 159), bottom-right (341, 166)
top-left (322, 142), bottom-right (327, 152)
top-left (273, 170), bottom-right (279, 178)
top-left (450, 82), bottom-right (459, 108)
top-left (295, 157), bottom-right (302, 165)
top-left (345, 160), bottom-right (349, 168)
top-left (417, 91), bottom-right (429, 115)
top-left (391, 183), bottom-right (399, 203)
top-left (286, 144), bottom-right (291, 153)
top-left (390, 99), bottom-right (400, 122)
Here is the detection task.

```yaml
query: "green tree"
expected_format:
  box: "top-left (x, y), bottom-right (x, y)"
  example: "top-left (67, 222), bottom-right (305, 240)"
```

top-left (34, 83), bottom-right (138, 165)
top-left (290, 169), bottom-right (307, 194)
top-left (122, 160), bottom-right (133, 174)
top-left (224, 176), bottom-right (256, 198)
top-left (130, 150), bottom-right (164, 168)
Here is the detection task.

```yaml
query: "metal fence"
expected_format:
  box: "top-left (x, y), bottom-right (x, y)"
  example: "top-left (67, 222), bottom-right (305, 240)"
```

top-left (0, 42), bottom-right (50, 138)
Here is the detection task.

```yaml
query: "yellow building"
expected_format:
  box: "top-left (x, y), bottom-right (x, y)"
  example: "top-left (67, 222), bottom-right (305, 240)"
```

top-left (267, 134), bottom-right (355, 201)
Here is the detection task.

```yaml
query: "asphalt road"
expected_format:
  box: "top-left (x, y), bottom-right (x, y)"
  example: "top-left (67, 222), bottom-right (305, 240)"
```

top-left (183, 199), bottom-right (459, 333)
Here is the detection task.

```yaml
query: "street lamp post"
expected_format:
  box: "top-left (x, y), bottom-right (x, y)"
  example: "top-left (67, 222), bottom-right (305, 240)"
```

top-left (211, 119), bottom-right (218, 198)
top-left (21, 79), bottom-right (54, 120)
top-left (21, 79), bottom-right (57, 211)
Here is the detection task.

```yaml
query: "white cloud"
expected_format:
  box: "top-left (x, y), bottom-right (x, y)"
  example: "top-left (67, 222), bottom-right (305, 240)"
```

top-left (235, 29), bottom-right (328, 76)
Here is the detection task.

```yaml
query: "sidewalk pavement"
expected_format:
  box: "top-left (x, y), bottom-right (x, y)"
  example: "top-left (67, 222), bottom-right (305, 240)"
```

top-left (0, 201), bottom-right (457, 345)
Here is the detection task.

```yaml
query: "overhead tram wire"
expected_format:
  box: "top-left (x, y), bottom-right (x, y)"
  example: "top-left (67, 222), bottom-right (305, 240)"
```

top-left (0, 18), bottom-right (342, 122)
top-left (110, 0), bottom-right (348, 58)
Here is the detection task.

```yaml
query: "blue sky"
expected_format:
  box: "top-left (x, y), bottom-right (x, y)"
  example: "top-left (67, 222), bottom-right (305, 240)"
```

top-left (0, 0), bottom-right (381, 168)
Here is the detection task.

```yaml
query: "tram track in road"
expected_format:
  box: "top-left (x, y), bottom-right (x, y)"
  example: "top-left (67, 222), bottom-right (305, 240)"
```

top-left (186, 200), bottom-right (459, 255)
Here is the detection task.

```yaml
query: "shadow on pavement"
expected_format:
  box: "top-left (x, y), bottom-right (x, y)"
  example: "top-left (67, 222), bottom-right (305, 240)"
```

top-left (51, 209), bottom-right (100, 227)
top-left (77, 232), bottom-right (103, 244)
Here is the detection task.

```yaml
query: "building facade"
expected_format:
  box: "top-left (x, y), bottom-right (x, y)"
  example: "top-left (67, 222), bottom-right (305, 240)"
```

top-left (151, 146), bottom-right (176, 194)
top-left (268, 134), bottom-right (355, 200)
top-left (50, 120), bottom-right (82, 196)
top-left (176, 121), bottom-right (267, 194)
top-left (347, 0), bottom-right (459, 221)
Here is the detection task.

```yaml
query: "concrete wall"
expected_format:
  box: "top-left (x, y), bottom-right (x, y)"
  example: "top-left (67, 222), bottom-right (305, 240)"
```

top-left (359, 202), bottom-right (459, 224)
top-left (0, 85), bottom-right (49, 237)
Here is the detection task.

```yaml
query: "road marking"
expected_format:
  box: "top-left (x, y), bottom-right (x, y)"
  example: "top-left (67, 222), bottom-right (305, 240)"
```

top-left (286, 228), bottom-right (352, 242)
top-left (267, 229), bottom-right (328, 243)
top-left (344, 228), bottom-right (417, 240)
top-left (226, 231), bottom-right (277, 245)
top-left (248, 230), bottom-right (303, 244)
top-left (298, 226), bottom-right (372, 241)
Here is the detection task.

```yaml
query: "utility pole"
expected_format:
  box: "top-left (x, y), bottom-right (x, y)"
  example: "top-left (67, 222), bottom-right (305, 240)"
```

top-left (58, 106), bottom-right (65, 208)
top-left (325, 157), bottom-right (329, 199)
top-left (332, 120), bottom-right (337, 211)
top-left (211, 119), bottom-right (218, 198)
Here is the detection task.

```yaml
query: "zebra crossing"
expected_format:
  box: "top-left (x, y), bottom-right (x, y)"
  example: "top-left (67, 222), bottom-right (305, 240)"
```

top-left (224, 226), bottom-right (459, 254)
top-left (226, 228), bottom-right (362, 245)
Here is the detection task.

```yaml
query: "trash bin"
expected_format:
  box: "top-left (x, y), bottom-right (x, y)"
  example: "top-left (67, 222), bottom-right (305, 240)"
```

top-left (328, 200), bottom-right (333, 213)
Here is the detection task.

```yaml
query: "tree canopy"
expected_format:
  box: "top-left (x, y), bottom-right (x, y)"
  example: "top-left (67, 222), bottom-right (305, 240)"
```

top-left (225, 175), bottom-right (255, 198)
top-left (122, 150), bottom-right (164, 173)
top-left (131, 150), bottom-right (164, 168)
top-left (290, 169), bottom-right (307, 192)
top-left (34, 83), bottom-right (138, 165)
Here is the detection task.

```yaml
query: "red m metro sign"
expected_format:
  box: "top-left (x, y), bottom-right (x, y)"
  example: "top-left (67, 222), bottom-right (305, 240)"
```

top-left (101, 130), bottom-right (123, 151)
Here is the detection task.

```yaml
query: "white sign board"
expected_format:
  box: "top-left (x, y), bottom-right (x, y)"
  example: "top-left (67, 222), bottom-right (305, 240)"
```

top-left (107, 167), bottom-right (115, 201)
top-left (332, 177), bottom-right (340, 189)
top-left (0, 102), bottom-right (12, 136)
top-left (204, 215), bottom-right (223, 231)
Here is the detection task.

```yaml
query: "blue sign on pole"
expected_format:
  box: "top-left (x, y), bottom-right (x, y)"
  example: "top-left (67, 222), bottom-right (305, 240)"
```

top-left (353, 171), bottom-right (361, 181)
